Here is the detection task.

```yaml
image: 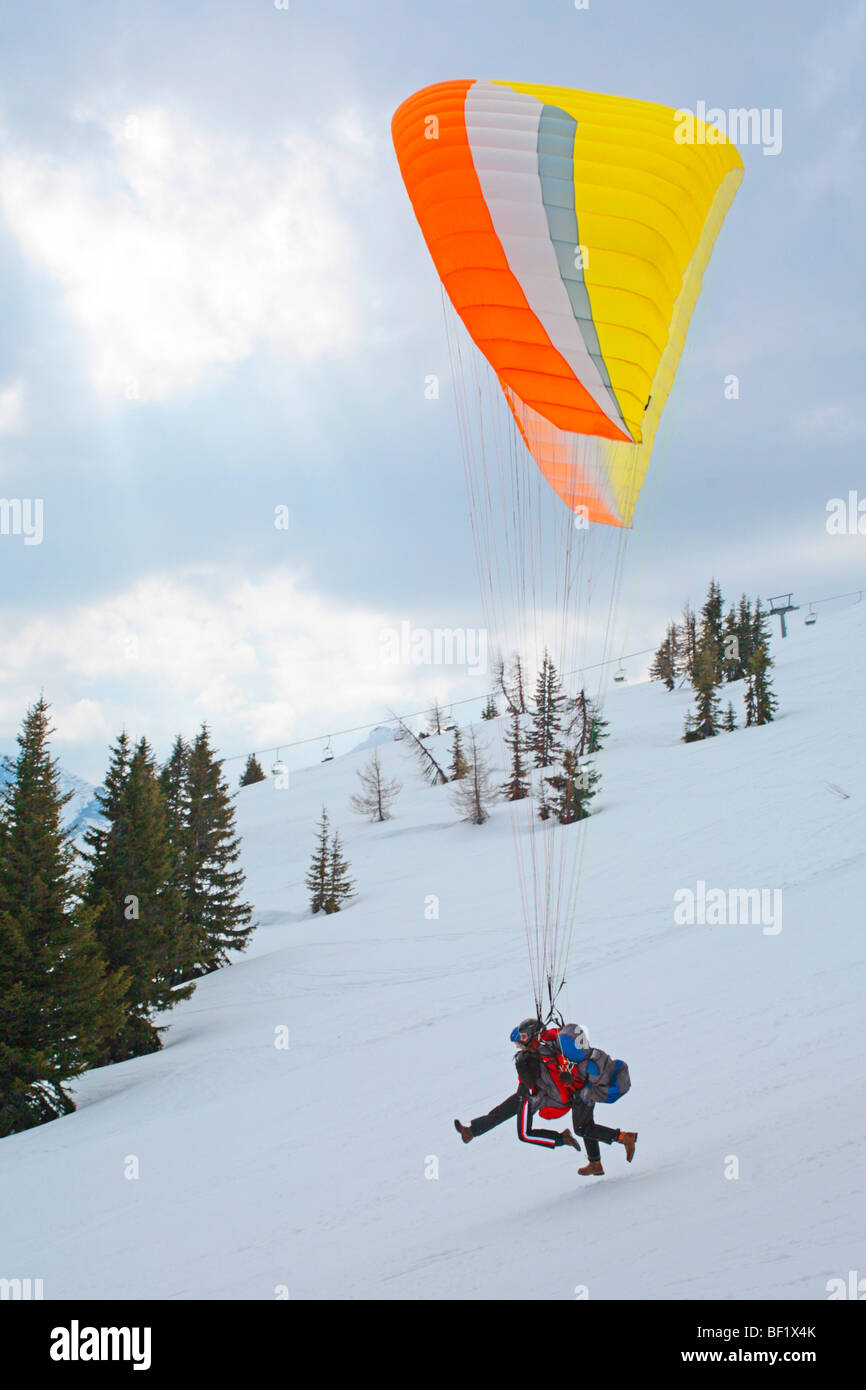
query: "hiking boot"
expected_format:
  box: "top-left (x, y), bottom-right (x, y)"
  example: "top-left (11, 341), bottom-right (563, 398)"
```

top-left (454, 1119), bottom-right (474, 1144)
top-left (558, 1128), bottom-right (582, 1152)
top-left (578, 1159), bottom-right (604, 1176)
top-left (618, 1131), bottom-right (637, 1162)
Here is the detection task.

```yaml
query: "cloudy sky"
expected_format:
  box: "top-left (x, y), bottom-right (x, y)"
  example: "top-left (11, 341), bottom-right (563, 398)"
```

top-left (0, 0), bottom-right (863, 783)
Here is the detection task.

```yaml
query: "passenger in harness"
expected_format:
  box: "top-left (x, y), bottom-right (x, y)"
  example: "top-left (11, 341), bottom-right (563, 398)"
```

top-left (454, 1018), bottom-right (637, 1176)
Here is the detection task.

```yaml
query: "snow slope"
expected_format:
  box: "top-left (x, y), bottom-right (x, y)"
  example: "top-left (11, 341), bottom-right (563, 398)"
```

top-left (1, 605), bottom-right (864, 1300)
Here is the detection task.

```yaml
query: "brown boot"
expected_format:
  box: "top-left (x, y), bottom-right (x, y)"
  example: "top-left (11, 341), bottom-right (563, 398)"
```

top-left (578, 1159), bottom-right (604, 1176)
top-left (454, 1119), bottom-right (474, 1144)
top-left (559, 1128), bottom-right (581, 1152)
top-left (617, 1131), bottom-right (637, 1163)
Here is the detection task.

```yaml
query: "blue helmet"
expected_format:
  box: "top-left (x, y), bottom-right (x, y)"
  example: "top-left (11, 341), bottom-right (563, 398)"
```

top-left (510, 1017), bottom-right (544, 1044)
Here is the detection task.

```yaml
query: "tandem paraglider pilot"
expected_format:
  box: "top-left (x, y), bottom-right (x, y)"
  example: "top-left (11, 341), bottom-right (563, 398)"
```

top-left (455, 1019), bottom-right (636, 1177)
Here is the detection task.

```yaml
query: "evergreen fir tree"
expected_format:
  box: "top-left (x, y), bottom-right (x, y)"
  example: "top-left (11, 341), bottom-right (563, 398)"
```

top-left (722, 701), bottom-right (738, 732)
top-left (0, 698), bottom-right (125, 1135)
top-left (501, 707), bottom-right (530, 801)
top-left (449, 724), bottom-right (469, 781)
top-left (159, 735), bottom-right (189, 845)
top-left (156, 735), bottom-right (192, 987)
top-left (649, 624), bottom-right (679, 691)
top-left (683, 642), bottom-right (722, 742)
top-left (527, 650), bottom-right (565, 768)
top-left (481, 694), bottom-right (498, 720)
top-left (720, 607), bottom-right (743, 682)
top-left (676, 603), bottom-right (697, 680)
top-left (349, 750), bottom-right (402, 822)
top-left (181, 725), bottom-right (255, 975)
top-left (508, 655), bottom-right (529, 713)
top-left (239, 753), bottom-right (267, 787)
top-left (745, 645), bottom-right (778, 727)
top-left (751, 596), bottom-right (772, 653)
top-left (698, 579), bottom-right (725, 682)
top-left (451, 728), bottom-right (497, 825)
top-left (324, 831), bottom-right (355, 914)
top-left (83, 730), bottom-right (133, 871)
top-left (735, 594), bottom-right (755, 676)
top-left (544, 748), bottom-right (601, 825)
top-left (87, 737), bottom-right (195, 1062)
top-left (306, 807), bottom-right (331, 914)
top-left (568, 688), bottom-right (609, 755)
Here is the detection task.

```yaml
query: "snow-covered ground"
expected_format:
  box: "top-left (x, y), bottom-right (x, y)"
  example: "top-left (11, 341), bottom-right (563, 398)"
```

top-left (1, 604), bottom-right (864, 1300)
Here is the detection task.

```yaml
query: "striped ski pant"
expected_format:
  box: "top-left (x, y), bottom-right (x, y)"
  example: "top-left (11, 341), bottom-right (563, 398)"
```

top-left (469, 1091), bottom-right (564, 1148)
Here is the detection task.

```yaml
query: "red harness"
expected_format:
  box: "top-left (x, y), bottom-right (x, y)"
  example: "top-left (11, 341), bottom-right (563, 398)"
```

top-left (533, 1028), bottom-right (585, 1119)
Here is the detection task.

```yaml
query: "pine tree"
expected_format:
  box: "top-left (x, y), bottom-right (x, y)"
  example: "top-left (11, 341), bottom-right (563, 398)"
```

top-left (735, 594), bottom-right (755, 676)
top-left (567, 688), bottom-right (609, 756)
top-left (745, 645), bottom-right (778, 727)
top-left (239, 754), bottom-right (266, 787)
top-left (752, 596), bottom-right (772, 653)
top-left (720, 607), bottom-right (743, 682)
top-left (181, 726), bottom-right (255, 975)
top-left (84, 730), bottom-right (133, 871)
top-left (159, 735), bottom-right (189, 843)
top-left (481, 694), bottom-right (498, 720)
top-left (649, 624), bottom-right (679, 691)
top-left (545, 748), bottom-right (601, 825)
top-left (306, 807), bottom-right (331, 914)
top-left (155, 736), bottom-right (192, 987)
top-left (427, 699), bottom-right (447, 736)
top-left (449, 724), bottom-right (469, 781)
top-left (698, 579), bottom-right (725, 683)
top-left (676, 603), bottom-right (698, 680)
top-left (393, 714), bottom-right (449, 785)
top-left (501, 706), bottom-right (530, 801)
top-left (508, 654), bottom-right (529, 713)
top-left (683, 641), bottom-right (722, 742)
top-left (451, 728), bottom-right (497, 825)
top-left (324, 831), bottom-right (355, 914)
top-left (86, 737), bottom-right (195, 1062)
top-left (0, 698), bottom-right (125, 1134)
top-left (493, 656), bottom-right (517, 715)
top-left (722, 701), bottom-right (738, 732)
top-left (349, 750), bottom-right (402, 822)
top-left (528, 650), bottom-right (565, 768)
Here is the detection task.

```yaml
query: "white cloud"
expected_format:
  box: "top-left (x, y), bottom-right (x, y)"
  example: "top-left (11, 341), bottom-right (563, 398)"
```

top-left (0, 377), bottom-right (25, 433)
top-left (0, 105), bottom-right (369, 400)
top-left (0, 566), bottom-right (429, 764)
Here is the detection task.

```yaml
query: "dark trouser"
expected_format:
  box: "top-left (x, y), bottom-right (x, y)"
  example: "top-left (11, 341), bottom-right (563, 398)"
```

top-left (469, 1091), bottom-right (567, 1148)
top-left (571, 1096), bottom-right (620, 1162)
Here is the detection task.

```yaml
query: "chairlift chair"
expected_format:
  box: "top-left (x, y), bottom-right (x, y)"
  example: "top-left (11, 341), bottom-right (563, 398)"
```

top-left (613, 666), bottom-right (626, 684)
top-left (805, 606), bottom-right (817, 627)
top-left (322, 737), bottom-right (334, 763)
top-left (271, 749), bottom-right (287, 777)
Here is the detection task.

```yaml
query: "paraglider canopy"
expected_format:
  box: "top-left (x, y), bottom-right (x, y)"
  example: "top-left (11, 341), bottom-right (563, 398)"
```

top-left (392, 79), bottom-right (743, 528)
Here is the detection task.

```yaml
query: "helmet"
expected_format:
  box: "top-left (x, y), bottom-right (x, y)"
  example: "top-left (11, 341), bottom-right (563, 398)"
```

top-left (510, 1017), bottom-right (544, 1044)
